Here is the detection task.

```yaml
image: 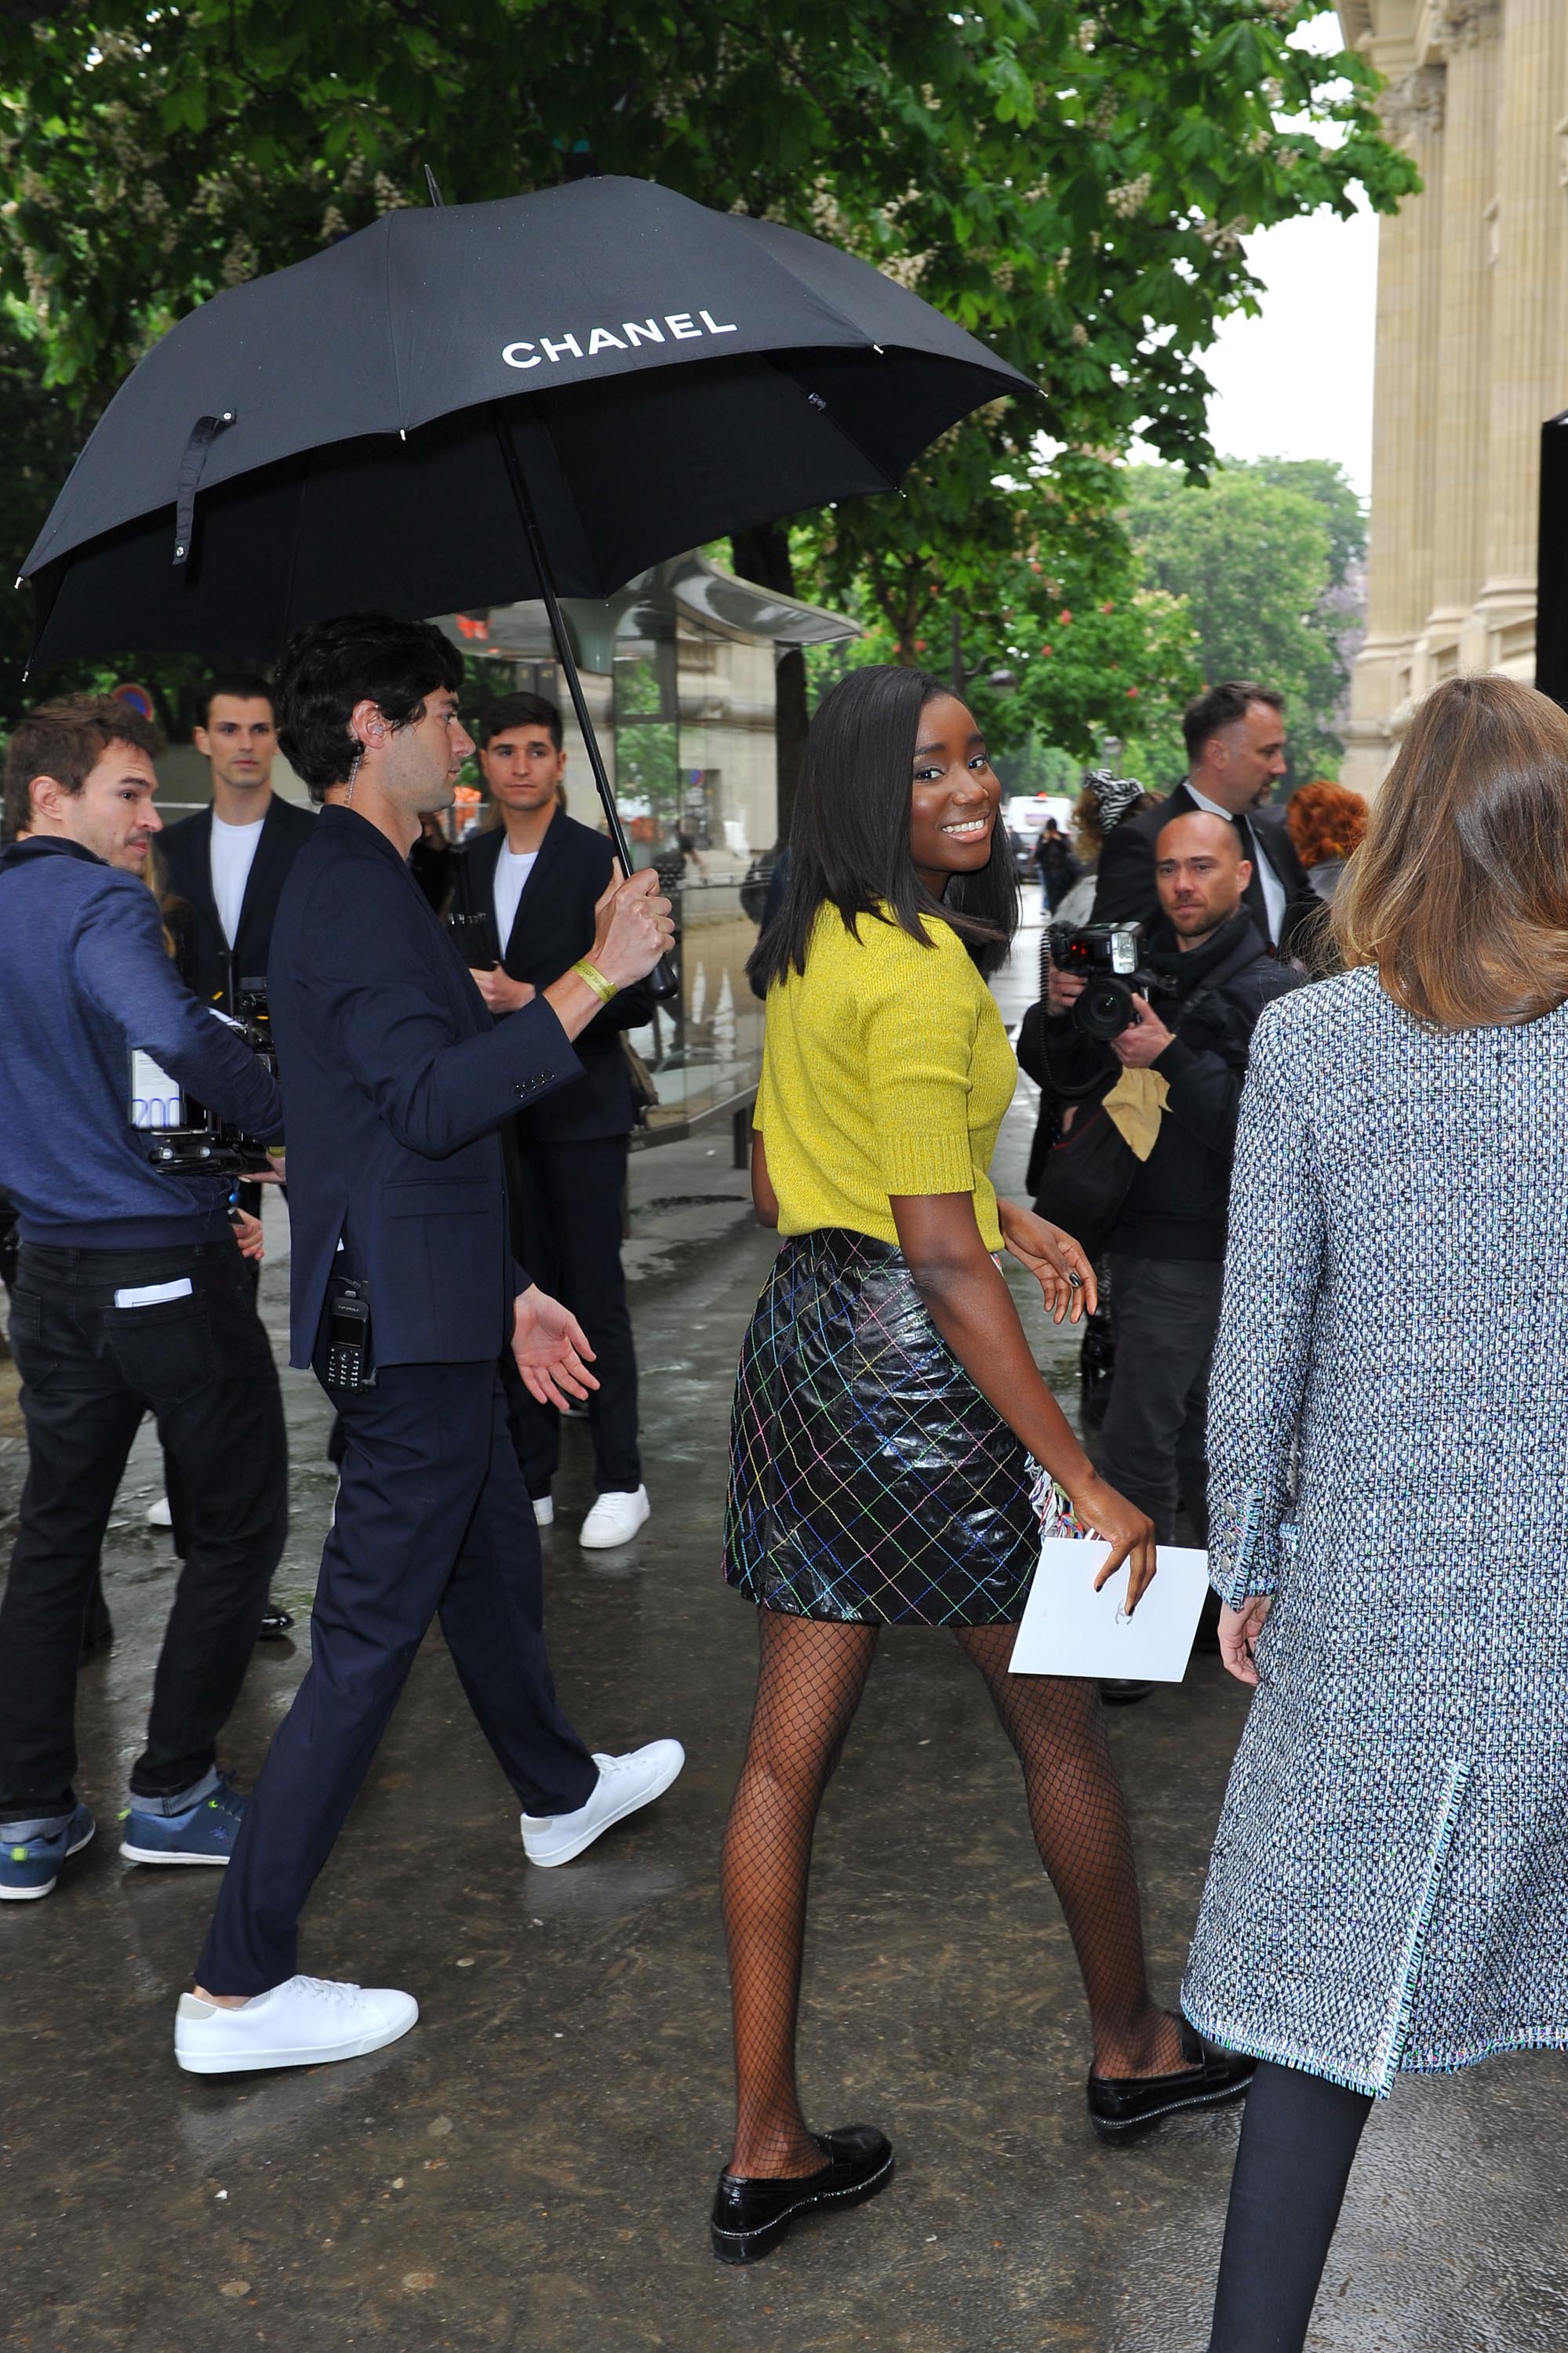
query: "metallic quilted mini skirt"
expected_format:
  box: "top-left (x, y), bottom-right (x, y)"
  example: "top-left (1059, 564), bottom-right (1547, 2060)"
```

top-left (724, 1227), bottom-right (1040, 1626)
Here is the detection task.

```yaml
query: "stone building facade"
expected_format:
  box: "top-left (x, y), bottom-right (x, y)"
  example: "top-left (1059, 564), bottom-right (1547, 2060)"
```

top-left (1337, 0), bottom-right (1568, 793)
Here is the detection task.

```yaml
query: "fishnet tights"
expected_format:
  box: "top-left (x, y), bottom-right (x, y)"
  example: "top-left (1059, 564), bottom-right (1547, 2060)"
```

top-left (721, 1612), bottom-right (1184, 2177)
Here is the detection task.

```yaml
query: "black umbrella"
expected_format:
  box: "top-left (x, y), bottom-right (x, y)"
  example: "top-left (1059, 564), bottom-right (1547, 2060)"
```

top-left (23, 174), bottom-right (1031, 898)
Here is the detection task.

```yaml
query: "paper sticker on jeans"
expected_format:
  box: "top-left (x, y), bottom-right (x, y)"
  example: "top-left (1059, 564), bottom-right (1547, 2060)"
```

top-left (112, 1279), bottom-right (195, 1308)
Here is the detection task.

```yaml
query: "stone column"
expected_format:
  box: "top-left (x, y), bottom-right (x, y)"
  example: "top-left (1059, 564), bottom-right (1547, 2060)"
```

top-left (1345, 64), bottom-right (1445, 795)
top-left (1431, 2), bottom-right (1500, 631)
top-left (1480, 0), bottom-right (1568, 630)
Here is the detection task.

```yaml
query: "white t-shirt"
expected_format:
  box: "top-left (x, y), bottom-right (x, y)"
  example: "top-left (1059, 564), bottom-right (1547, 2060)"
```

top-left (1185, 780), bottom-right (1285, 945)
top-left (209, 813), bottom-right (265, 947)
top-left (493, 847), bottom-right (539, 957)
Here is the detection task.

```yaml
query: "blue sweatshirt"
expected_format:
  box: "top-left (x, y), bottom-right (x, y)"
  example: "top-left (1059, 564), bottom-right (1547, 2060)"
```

top-left (0, 837), bottom-right (284, 1249)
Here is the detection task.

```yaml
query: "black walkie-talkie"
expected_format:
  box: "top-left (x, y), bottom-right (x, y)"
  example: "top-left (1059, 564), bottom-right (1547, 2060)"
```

top-left (326, 1278), bottom-right (376, 1390)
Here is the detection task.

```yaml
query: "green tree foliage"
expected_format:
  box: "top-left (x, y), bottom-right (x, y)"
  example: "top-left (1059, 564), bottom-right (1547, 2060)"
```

top-left (1123, 460), bottom-right (1352, 780)
top-left (1242, 455), bottom-right (1367, 587)
top-left (0, 2), bottom-right (1410, 775)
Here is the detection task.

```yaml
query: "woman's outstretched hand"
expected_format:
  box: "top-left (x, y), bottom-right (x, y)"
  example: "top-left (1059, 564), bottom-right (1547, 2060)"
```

top-left (1218, 1596), bottom-right (1272, 1686)
top-left (997, 1200), bottom-right (1097, 1322)
top-left (1065, 1470), bottom-right (1157, 1615)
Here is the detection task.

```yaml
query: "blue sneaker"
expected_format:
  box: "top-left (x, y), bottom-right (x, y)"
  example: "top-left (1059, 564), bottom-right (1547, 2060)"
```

top-left (119, 1774), bottom-right (245, 1867)
top-left (0, 1800), bottom-right (96, 1900)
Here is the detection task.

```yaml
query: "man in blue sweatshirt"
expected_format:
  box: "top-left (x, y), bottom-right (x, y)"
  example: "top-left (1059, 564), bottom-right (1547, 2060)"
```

top-left (0, 697), bottom-right (287, 1901)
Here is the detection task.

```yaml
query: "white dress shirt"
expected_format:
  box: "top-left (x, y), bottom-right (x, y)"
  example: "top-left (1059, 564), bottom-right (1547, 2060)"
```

top-left (1184, 780), bottom-right (1285, 945)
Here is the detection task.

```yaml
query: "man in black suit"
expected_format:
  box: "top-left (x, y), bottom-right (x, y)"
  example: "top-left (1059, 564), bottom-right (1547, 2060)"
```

top-left (1090, 682), bottom-right (1315, 954)
top-left (151, 674), bottom-right (316, 1009)
top-left (151, 675), bottom-right (314, 1633)
top-left (453, 694), bottom-right (654, 1553)
top-left (176, 616), bottom-right (682, 2077)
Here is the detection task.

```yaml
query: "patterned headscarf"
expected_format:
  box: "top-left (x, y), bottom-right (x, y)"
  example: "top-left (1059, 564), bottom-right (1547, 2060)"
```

top-left (1082, 769), bottom-right (1146, 834)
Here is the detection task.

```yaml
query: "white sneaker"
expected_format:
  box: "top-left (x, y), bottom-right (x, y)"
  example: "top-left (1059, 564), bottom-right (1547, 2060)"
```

top-left (173, 1975), bottom-right (418, 2075)
top-left (533, 1494), bottom-right (555, 1527)
top-left (579, 1486), bottom-right (649, 1550)
top-left (520, 1739), bottom-right (684, 1867)
top-left (146, 1494), bottom-right (173, 1529)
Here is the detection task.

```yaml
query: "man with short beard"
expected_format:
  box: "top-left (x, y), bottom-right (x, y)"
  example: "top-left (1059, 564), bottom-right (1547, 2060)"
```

top-left (0, 697), bottom-right (286, 1902)
top-left (177, 614), bottom-right (684, 2076)
top-left (1047, 811), bottom-right (1304, 1553)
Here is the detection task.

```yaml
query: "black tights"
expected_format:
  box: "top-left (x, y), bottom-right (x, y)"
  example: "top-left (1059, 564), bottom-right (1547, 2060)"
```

top-left (720, 1612), bottom-right (1184, 2177)
top-left (1208, 2060), bottom-right (1373, 2352)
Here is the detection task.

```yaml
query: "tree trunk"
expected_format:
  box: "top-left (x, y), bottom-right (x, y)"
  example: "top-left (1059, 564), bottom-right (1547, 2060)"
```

top-left (729, 522), bottom-right (809, 845)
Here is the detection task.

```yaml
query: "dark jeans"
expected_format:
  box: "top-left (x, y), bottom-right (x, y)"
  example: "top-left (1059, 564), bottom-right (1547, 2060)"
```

top-left (506, 1136), bottom-right (642, 1496)
top-left (1097, 1253), bottom-right (1224, 1545)
top-left (196, 1353), bottom-right (597, 1995)
top-left (0, 1238), bottom-right (286, 1817)
top-left (1208, 2060), bottom-right (1372, 2351)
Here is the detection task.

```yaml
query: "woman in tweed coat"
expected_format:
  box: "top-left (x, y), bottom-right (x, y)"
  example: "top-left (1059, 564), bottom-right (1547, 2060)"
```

top-left (1183, 673), bottom-right (1568, 2352)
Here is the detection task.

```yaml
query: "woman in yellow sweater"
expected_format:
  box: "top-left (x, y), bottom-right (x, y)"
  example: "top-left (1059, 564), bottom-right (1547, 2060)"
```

top-left (711, 667), bottom-right (1254, 2264)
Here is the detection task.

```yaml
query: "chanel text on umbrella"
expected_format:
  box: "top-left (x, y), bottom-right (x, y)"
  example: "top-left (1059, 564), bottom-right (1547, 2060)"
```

top-left (501, 309), bottom-right (738, 368)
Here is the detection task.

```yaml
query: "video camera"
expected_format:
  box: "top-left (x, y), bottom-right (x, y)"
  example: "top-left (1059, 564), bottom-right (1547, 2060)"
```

top-left (1047, 922), bottom-right (1178, 1043)
top-left (130, 985), bottom-right (278, 1178)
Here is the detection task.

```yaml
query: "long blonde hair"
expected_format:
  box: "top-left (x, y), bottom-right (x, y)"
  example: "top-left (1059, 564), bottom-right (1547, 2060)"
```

top-left (1333, 674), bottom-right (1568, 1030)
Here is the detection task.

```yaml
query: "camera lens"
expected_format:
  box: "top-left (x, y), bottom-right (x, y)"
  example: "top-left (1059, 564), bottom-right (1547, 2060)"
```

top-left (1077, 976), bottom-right (1135, 1042)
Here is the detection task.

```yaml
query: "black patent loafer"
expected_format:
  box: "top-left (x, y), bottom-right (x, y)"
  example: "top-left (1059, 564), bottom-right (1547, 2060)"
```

top-left (1100, 1679), bottom-right (1154, 1705)
top-left (1087, 2017), bottom-right (1255, 2141)
top-left (256, 1598), bottom-right (295, 1642)
top-left (711, 2125), bottom-right (894, 2264)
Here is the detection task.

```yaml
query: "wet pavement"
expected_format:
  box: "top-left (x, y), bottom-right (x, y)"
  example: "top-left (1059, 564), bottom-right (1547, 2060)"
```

top-left (2, 907), bottom-right (1566, 2352)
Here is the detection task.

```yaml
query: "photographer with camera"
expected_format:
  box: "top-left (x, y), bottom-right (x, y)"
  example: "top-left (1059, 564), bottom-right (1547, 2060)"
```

top-left (176, 613), bottom-right (683, 2078)
top-left (1035, 813), bottom-right (1304, 1554)
top-left (1091, 682), bottom-right (1315, 956)
top-left (0, 698), bottom-right (288, 1902)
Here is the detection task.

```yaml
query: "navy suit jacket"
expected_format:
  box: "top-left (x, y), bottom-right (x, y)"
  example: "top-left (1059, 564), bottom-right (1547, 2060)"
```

top-left (153, 795), bottom-right (318, 1005)
top-left (451, 808), bottom-right (653, 1144)
top-left (267, 806), bottom-right (584, 1369)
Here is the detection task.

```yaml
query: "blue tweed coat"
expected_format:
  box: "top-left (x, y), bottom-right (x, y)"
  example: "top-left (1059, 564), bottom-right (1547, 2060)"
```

top-left (1182, 968), bottom-right (1568, 2096)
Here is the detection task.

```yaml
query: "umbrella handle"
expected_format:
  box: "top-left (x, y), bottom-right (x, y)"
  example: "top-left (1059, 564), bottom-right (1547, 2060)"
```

top-left (489, 401), bottom-right (678, 1003)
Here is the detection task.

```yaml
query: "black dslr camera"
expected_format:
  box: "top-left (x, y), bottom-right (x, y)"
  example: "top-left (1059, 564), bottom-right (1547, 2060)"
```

top-left (1047, 923), bottom-right (1178, 1043)
top-left (131, 986), bottom-right (278, 1178)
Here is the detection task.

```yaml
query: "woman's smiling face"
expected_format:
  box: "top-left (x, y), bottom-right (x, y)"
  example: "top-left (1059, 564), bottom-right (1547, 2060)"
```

top-left (908, 692), bottom-right (1000, 896)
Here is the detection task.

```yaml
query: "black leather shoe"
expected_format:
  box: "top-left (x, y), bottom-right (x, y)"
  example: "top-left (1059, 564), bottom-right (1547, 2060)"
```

top-left (1087, 2018), bottom-right (1256, 2141)
top-left (711, 2126), bottom-right (894, 2264)
top-left (256, 1598), bottom-right (295, 1642)
top-left (1100, 1679), bottom-right (1154, 1705)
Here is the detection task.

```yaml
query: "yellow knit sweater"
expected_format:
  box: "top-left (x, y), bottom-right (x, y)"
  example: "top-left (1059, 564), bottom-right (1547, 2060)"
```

top-left (754, 902), bottom-right (1017, 1250)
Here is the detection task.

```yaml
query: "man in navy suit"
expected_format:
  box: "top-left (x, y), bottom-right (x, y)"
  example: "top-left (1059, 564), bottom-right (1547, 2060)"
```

top-left (176, 615), bottom-right (682, 2077)
top-left (452, 695), bottom-right (653, 1551)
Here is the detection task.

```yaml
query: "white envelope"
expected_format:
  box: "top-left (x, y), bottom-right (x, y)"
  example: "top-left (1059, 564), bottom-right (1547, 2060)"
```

top-left (1008, 1537), bottom-right (1211, 1682)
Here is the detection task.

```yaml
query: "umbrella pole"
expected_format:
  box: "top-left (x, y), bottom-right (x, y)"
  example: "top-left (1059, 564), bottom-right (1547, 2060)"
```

top-left (488, 402), bottom-right (678, 1000)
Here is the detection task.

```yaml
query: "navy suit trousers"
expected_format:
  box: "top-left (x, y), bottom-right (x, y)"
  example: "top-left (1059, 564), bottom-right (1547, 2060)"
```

top-left (196, 1355), bottom-right (597, 1994)
top-left (504, 1136), bottom-right (641, 1497)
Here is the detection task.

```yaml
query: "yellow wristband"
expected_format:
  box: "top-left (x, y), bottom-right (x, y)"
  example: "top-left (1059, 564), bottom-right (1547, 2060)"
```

top-left (572, 957), bottom-right (618, 1006)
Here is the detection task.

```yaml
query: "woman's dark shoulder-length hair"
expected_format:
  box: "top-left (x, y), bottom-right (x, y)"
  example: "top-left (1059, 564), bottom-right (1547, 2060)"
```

top-left (747, 664), bottom-right (1019, 995)
top-left (1334, 671), bottom-right (1568, 1030)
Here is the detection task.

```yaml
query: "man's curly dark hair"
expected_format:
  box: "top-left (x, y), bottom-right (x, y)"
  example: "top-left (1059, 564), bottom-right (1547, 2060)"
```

top-left (274, 611), bottom-right (464, 801)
